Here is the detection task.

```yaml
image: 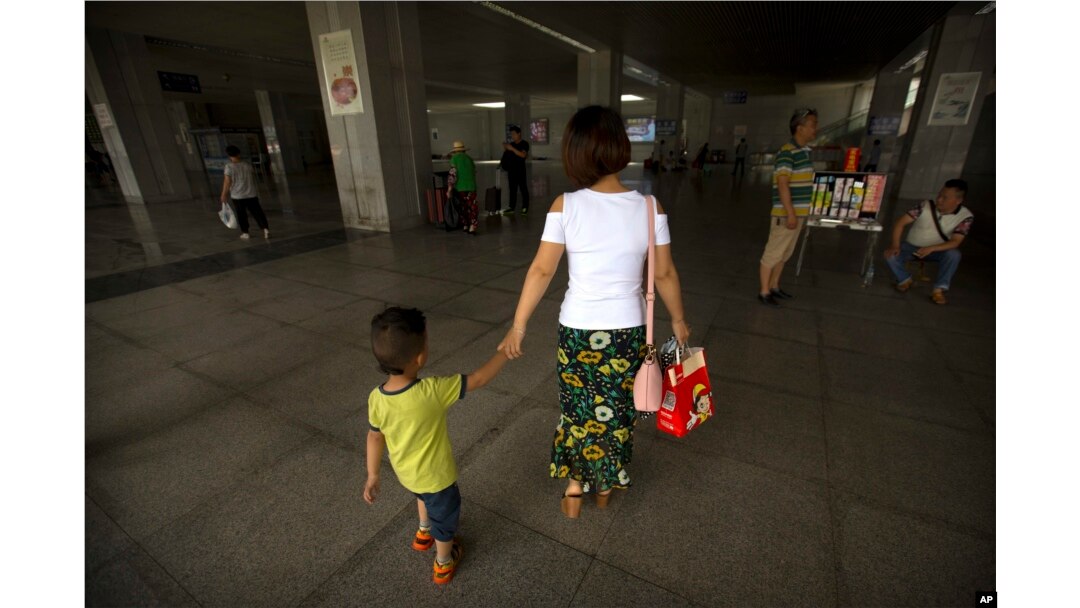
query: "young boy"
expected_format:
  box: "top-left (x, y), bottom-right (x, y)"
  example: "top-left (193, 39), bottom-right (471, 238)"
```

top-left (220, 145), bottom-right (270, 240)
top-left (363, 307), bottom-right (509, 584)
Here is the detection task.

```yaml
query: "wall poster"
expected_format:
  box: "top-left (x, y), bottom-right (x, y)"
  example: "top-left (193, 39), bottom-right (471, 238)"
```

top-left (927, 72), bottom-right (981, 126)
top-left (319, 30), bottom-right (364, 115)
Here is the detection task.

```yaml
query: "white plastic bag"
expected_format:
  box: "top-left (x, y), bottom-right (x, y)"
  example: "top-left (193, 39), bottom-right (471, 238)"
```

top-left (219, 202), bottom-right (238, 229)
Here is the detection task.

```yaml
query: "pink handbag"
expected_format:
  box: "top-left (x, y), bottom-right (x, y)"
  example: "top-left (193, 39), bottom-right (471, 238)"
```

top-left (634, 195), bottom-right (663, 413)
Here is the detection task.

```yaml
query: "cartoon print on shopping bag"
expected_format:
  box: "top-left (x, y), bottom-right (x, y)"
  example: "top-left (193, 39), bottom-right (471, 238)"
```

top-left (686, 383), bottom-right (712, 431)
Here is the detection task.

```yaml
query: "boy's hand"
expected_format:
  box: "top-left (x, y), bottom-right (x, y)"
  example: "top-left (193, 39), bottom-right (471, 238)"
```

top-left (363, 476), bottom-right (380, 504)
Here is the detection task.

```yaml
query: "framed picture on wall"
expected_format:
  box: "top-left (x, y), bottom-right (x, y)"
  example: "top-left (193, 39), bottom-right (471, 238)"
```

top-left (927, 72), bottom-right (981, 126)
top-left (529, 118), bottom-right (549, 144)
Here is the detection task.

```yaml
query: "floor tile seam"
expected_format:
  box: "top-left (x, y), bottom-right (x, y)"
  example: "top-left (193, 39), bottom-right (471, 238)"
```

top-left (646, 433), bottom-right (830, 489)
top-left (823, 394), bottom-right (996, 440)
top-left (453, 399), bottom-right (537, 473)
top-left (236, 299), bottom-right (372, 334)
top-left (922, 333), bottom-right (998, 434)
top-left (85, 387), bottom-right (247, 461)
top-left (816, 341), bottom-right (988, 369)
top-left (717, 295), bottom-right (992, 335)
top-left (85, 316), bottom-right (185, 360)
top-left (95, 307), bottom-right (292, 360)
top-left (165, 318), bottom-right (342, 370)
top-left (708, 375), bottom-right (825, 403)
top-left (84, 230), bottom-right (353, 302)
top-left (457, 497), bottom-right (604, 563)
top-left (705, 324), bottom-right (824, 350)
top-left (424, 322), bottom-right (511, 368)
top-left (709, 374), bottom-right (824, 402)
top-left (85, 492), bottom-right (145, 577)
top-left (813, 309), bottom-right (843, 608)
top-left (296, 488), bottom-right (467, 607)
top-left (585, 555), bottom-right (713, 607)
top-left (236, 390), bottom-right (362, 454)
top-left (129, 434), bottom-right (341, 550)
top-left (87, 538), bottom-right (206, 608)
top-left (828, 487), bottom-right (996, 543)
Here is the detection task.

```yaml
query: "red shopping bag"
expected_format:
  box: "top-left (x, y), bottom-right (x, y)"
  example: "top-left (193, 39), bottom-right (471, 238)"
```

top-left (656, 346), bottom-right (715, 437)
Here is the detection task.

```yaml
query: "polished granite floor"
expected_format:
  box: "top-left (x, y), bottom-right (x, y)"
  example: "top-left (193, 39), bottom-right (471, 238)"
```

top-left (85, 162), bottom-right (995, 607)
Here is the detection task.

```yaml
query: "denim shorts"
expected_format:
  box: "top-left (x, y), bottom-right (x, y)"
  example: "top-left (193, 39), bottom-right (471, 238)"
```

top-left (415, 483), bottom-right (461, 542)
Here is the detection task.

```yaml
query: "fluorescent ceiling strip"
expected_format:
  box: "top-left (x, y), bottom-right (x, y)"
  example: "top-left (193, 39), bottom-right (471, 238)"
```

top-left (621, 95), bottom-right (645, 102)
top-left (895, 50), bottom-right (928, 73)
top-left (976, 2), bottom-right (995, 14)
top-left (473, 102), bottom-right (506, 108)
top-left (479, 2), bottom-right (596, 53)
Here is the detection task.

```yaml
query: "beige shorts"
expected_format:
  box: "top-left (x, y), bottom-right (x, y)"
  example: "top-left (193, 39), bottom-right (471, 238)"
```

top-left (760, 216), bottom-right (806, 267)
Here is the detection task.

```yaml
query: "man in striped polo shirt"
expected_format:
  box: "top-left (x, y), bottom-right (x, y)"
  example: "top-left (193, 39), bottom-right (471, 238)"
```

top-left (758, 109), bottom-right (817, 306)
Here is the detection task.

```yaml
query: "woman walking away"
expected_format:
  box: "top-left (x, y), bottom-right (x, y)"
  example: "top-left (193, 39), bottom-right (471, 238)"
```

top-left (498, 106), bottom-right (690, 518)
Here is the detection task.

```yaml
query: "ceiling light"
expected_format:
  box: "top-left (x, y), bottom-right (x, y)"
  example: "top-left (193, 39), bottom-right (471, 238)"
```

top-left (473, 102), bottom-right (506, 108)
top-left (621, 95), bottom-right (645, 102)
top-left (894, 50), bottom-right (928, 73)
top-left (976, 2), bottom-right (995, 14)
top-left (479, 2), bottom-right (596, 53)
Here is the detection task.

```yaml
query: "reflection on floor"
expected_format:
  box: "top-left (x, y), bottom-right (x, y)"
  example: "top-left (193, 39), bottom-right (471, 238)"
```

top-left (86, 163), bottom-right (995, 607)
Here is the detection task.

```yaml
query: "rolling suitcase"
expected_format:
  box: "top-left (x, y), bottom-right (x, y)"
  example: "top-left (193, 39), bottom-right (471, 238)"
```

top-left (484, 168), bottom-right (502, 215)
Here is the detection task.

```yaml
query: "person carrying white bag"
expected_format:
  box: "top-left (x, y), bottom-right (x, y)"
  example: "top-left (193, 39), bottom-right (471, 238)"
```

top-left (220, 145), bottom-right (270, 239)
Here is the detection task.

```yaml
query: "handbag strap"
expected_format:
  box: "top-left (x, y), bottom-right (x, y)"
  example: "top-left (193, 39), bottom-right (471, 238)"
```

top-left (644, 195), bottom-right (656, 349)
top-left (928, 200), bottom-right (951, 243)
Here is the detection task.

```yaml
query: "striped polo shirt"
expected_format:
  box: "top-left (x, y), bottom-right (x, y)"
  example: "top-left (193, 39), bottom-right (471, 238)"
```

top-left (771, 139), bottom-right (815, 216)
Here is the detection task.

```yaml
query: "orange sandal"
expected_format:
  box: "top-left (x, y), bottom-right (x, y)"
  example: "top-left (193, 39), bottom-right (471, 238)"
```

top-left (411, 528), bottom-right (434, 551)
top-left (560, 493), bottom-right (583, 518)
top-left (595, 490), bottom-right (612, 509)
top-left (432, 539), bottom-right (464, 585)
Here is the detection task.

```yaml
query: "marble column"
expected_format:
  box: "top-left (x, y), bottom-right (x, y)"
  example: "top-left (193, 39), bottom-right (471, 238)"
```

top-left (577, 49), bottom-right (622, 113)
top-left (656, 79), bottom-right (685, 144)
top-left (306, 1), bottom-right (431, 232)
top-left (254, 90), bottom-right (295, 213)
top-left (85, 28), bottom-right (193, 204)
top-left (896, 8), bottom-right (996, 203)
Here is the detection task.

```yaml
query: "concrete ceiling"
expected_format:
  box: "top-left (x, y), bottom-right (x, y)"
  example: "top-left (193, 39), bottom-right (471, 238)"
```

top-left (86, 1), bottom-right (961, 110)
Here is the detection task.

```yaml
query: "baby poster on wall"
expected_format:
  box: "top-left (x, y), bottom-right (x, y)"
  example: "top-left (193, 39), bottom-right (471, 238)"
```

top-left (319, 30), bottom-right (364, 115)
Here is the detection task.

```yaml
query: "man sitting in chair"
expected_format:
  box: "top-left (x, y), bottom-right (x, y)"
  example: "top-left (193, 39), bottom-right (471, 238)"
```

top-left (883, 179), bottom-right (974, 305)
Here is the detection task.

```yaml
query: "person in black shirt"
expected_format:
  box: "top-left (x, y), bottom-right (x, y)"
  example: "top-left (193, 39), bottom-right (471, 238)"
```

top-left (501, 125), bottom-right (530, 215)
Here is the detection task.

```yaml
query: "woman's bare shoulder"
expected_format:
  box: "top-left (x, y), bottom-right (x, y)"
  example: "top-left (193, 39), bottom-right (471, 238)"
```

top-left (550, 194), bottom-right (565, 213)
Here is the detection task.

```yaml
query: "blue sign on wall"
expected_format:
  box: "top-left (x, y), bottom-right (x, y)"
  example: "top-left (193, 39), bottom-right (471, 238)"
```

top-left (158, 71), bottom-right (202, 94)
top-left (867, 115), bottom-right (902, 136)
top-left (655, 119), bottom-right (678, 137)
top-left (723, 90), bottom-right (748, 104)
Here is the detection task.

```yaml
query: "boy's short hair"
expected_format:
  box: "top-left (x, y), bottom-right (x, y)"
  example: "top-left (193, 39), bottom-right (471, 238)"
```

top-left (508, 125), bottom-right (521, 134)
top-left (944, 178), bottom-right (968, 198)
top-left (225, 145), bottom-right (242, 158)
top-left (561, 105), bottom-right (631, 188)
top-left (370, 307), bottom-right (427, 375)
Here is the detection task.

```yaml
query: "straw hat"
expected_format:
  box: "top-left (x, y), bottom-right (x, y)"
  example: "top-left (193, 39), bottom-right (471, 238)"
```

top-left (450, 140), bottom-right (469, 153)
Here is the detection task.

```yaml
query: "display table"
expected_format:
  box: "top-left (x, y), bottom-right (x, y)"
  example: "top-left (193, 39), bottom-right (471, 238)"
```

top-left (794, 217), bottom-right (883, 287)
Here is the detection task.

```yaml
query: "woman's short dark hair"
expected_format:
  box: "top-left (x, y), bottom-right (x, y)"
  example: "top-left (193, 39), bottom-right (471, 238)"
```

top-left (370, 307), bottom-right (426, 375)
top-left (561, 105), bottom-right (631, 188)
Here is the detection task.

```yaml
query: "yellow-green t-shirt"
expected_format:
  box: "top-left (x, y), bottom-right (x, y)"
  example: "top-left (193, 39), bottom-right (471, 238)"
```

top-left (367, 375), bottom-right (466, 494)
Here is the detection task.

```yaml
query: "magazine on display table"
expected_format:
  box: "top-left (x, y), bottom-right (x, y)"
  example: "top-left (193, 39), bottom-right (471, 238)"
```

top-left (796, 171), bottom-right (889, 286)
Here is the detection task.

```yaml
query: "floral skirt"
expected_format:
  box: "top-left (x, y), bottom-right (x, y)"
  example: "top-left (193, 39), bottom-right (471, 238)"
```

top-left (550, 324), bottom-right (646, 494)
